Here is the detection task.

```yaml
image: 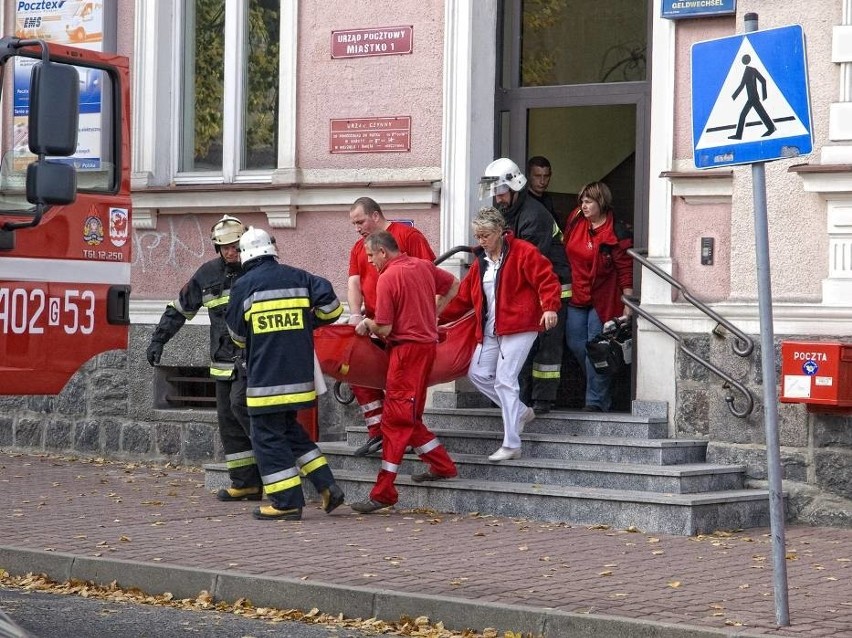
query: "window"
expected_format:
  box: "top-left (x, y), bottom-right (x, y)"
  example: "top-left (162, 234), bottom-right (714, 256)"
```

top-left (179, 0), bottom-right (280, 182)
top-left (506, 0), bottom-right (647, 87)
top-left (1, 59), bottom-right (119, 211)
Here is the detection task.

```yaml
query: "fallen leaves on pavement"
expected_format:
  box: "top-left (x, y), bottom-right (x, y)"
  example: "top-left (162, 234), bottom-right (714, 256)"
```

top-left (0, 570), bottom-right (531, 637)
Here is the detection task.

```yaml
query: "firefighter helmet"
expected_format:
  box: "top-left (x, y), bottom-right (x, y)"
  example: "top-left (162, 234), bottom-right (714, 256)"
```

top-left (478, 158), bottom-right (527, 199)
top-left (210, 215), bottom-right (245, 246)
top-left (239, 226), bottom-right (278, 265)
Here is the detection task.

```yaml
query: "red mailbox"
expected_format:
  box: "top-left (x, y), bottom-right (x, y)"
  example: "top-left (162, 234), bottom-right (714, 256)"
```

top-left (780, 341), bottom-right (852, 410)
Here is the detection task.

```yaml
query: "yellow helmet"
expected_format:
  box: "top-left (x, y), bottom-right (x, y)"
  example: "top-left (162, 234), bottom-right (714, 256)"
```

top-left (210, 215), bottom-right (245, 246)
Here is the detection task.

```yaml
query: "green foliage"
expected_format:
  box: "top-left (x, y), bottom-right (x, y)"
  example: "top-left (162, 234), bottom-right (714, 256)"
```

top-left (189, 0), bottom-right (280, 169)
top-left (521, 0), bottom-right (566, 86)
top-left (244, 0), bottom-right (280, 169)
top-left (191, 0), bottom-right (225, 162)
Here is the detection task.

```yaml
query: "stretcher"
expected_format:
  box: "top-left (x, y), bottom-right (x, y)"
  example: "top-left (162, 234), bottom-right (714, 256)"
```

top-left (314, 310), bottom-right (476, 390)
top-left (314, 246), bottom-right (477, 390)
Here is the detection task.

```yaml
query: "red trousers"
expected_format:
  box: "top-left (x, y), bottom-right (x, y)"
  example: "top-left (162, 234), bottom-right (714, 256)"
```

top-left (370, 341), bottom-right (457, 505)
top-left (351, 385), bottom-right (384, 438)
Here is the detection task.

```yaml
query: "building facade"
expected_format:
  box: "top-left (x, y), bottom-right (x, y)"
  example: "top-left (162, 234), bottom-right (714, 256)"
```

top-left (2, 0), bottom-right (851, 525)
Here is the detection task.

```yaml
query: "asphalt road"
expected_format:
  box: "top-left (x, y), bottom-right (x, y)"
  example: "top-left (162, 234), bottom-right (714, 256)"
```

top-left (0, 586), bottom-right (382, 638)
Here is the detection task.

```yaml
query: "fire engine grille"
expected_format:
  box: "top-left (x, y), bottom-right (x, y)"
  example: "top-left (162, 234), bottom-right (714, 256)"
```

top-left (155, 366), bottom-right (216, 409)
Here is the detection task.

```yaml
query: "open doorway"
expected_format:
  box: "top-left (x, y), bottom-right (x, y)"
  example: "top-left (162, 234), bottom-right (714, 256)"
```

top-left (497, 0), bottom-right (651, 412)
top-left (526, 105), bottom-right (637, 231)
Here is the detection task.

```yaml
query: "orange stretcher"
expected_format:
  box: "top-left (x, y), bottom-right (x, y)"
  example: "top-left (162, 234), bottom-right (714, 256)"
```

top-left (315, 245), bottom-right (477, 390)
top-left (314, 310), bottom-right (477, 390)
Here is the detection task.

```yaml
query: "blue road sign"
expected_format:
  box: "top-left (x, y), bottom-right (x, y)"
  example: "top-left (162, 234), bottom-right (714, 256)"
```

top-left (662, 0), bottom-right (736, 20)
top-left (692, 25), bottom-right (812, 168)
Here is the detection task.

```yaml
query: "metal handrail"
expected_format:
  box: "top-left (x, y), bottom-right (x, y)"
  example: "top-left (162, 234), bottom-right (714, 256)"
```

top-left (626, 248), bottom-right (755, 418)
top-left (434, 245), bottom-right (475, 266)
top-left (628, 248), bottom-right (754, 357)
top-left (622, 297), bottom-right (753, 418)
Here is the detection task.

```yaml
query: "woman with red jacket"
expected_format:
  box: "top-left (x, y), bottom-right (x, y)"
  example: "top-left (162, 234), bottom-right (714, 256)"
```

top-left (447, 207), bottom-right (561, 461)
top-left (563, 182), bottom-right (633, 412)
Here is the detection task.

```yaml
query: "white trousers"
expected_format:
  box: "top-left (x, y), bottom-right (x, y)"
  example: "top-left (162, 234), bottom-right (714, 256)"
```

top-left (468, 331), bottom-right (537, 449)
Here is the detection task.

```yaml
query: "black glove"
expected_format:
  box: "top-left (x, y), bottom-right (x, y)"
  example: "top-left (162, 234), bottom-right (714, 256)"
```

top-left (146, 341), bottom-right (164, 366)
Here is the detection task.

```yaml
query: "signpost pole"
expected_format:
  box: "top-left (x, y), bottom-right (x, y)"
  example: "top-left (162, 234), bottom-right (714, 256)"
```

top-left (744, 12), bottom-right (790, 627)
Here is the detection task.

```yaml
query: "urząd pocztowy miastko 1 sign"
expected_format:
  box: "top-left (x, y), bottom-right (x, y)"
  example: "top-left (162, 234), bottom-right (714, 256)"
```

top-left (662, 0), bottom-right (736, 19)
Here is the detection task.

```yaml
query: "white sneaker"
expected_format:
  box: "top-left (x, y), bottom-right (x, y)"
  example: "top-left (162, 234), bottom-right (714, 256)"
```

top-left (518, 406), bottom-right (535, 434)
top-left (488, 447), bottom-right (521, 462)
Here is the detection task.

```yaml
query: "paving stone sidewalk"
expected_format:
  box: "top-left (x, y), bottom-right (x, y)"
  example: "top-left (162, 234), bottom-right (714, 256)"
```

top-left (1, 452), bottom-right (850, 637)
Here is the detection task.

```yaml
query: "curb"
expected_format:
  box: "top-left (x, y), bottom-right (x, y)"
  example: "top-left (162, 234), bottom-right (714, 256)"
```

top-left (0, 546), bottom-right (767, 638)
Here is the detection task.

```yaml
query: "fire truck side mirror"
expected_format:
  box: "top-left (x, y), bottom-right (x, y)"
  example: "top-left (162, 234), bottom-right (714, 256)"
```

top-left (28, 61), bottom-right (79, 157)
top-left (26, 160), bottom-right (77, 206)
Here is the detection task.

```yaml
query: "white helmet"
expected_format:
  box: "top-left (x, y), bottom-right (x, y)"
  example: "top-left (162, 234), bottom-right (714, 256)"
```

top-left (479, 158), bottom-right (527, 199)
top-left (239, 226), bottom-right (278, 264)
top-left (211, 214), bottom-right (245, 246)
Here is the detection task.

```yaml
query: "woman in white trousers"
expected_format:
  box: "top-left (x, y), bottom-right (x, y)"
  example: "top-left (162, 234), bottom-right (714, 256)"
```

top-left (442, 207), bottom-right (562, 461)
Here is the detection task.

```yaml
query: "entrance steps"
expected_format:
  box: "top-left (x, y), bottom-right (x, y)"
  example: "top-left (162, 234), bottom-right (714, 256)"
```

top-left (204, 405), bottom-right (777, 536)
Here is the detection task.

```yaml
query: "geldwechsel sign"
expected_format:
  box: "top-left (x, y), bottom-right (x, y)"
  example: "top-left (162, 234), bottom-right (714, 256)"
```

top-left (662, 0), bottom-right (736, 19)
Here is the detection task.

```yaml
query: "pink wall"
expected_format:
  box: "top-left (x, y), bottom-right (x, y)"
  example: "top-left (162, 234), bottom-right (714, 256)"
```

top-left (297, 1), bottom-right (445, 169)
top-left (671, 201), bottom-right (731, 303)
top-left (292, 1), bottom-right (445, 299)
top-left (116, 0), bottom-right (134, 58)
top-left (670, 17), bottom-right (735, 302)
top-left (130, 209), bottom-right (441, 302)
top-left (131, 1), bottom-right (446, 303)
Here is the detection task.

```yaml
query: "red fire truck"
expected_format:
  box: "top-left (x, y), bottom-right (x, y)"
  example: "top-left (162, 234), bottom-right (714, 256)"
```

top-left (0, 37), bottom-right (131, 395)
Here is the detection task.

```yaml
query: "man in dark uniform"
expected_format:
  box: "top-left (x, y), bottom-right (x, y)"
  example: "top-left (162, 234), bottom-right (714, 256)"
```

top-left (146, 215), bottom-right (261, 501)
top-left (479, 158), bottom-right (572, 415)
top-left (226, 227), bottom-right (345, 521)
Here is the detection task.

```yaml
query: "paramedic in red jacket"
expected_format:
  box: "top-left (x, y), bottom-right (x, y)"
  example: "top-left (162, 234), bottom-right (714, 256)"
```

top-left (347, 197), bottom-right (436, 457)
top-left (563, 182), bottom-right (634, 412)
top-left (444, 207), bottom-right (561, 462)
top-left (349, 231), bottom-right (459, 514)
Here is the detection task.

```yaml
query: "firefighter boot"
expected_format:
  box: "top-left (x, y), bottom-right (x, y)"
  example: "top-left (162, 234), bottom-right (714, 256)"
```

top-left (252, 505), bottom-right (302, 521)
top-left (321, 484), bottom-right (345, 514)
top-left (216, 486), bottom-right (262, 502)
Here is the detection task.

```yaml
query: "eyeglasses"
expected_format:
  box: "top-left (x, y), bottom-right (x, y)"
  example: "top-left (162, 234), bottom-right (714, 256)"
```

top-left (474, 231), bottom-right (497, 240)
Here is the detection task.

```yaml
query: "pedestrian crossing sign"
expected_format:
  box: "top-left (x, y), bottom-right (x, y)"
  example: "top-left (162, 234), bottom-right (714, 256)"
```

top-left (692, 25), bottom-right (812, 168)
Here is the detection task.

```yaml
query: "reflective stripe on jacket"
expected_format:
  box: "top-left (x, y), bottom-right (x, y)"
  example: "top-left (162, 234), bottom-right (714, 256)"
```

top-left (151, 256), bottom-right (244, 380)
top-left (225, 257), bottom-right (343, 415)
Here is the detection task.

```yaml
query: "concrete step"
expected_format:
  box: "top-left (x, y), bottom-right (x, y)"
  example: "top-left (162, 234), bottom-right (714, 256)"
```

top-left (202, 397), bottom-right (778, 536)
top-left (424, 407), bottom-right (669, 439)
top-left (346, 428), bottom-right (709, 465)
top-left (327, 470), bottom-right (774, 536)
top-left (318, 442), bottom-right (745, 494)
top-left (202, 463), bottom-right (771, 535)
top-left (203, 461), bottom-right (770, 535)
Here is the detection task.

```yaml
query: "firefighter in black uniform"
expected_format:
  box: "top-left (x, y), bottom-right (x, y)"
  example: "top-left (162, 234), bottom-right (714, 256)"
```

top-left (146, 215), bottom-right (262, 501)
top-left (225, 227), bottom-right (345, 521)
top-left (480, 158), bottom-right (573, 414)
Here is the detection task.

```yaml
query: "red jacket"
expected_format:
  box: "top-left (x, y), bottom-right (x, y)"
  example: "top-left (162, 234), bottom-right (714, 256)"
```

top-left (564, 208), bottom-right (633, 323)
top-left (349, 222), bottom-right (435, 317)
top-left (444, 233), bottom-right (561, 342)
